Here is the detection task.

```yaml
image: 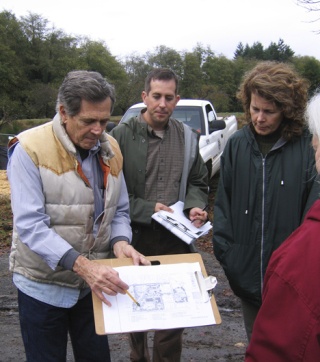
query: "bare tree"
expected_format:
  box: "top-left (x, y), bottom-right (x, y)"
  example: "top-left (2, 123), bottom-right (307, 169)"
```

top-left (296, 0), bottom-right (320, 32)
top-left (297, 0), bottom-right (320, 9)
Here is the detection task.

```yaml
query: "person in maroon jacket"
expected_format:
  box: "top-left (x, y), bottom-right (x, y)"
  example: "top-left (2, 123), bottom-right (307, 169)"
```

top-left (245, 91), bottom-right (320, 361)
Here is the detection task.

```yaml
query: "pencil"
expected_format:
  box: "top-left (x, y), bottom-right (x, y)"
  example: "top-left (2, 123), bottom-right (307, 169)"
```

top-left (126, 290), bottom-right (140, 307)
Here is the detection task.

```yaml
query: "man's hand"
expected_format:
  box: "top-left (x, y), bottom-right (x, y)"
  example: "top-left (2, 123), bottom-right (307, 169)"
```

top-left (113, 240), bottom-right (150, 266)
top-left (73, 255), bottom-right (128, 307)
top-left (189, 207), bottom-right (208, 227)
top-left (155, 202), bottom-right (173, 213)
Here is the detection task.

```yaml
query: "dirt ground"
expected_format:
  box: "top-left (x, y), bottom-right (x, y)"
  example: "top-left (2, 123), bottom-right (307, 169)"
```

top-left (0, 171), bottom-right (247, 361)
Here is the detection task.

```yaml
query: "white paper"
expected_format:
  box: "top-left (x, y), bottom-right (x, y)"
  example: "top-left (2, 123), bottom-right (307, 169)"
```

top-left (102, 262), bottom-right (216, 334)
top-left (152, 201), bottom-right (212, 244)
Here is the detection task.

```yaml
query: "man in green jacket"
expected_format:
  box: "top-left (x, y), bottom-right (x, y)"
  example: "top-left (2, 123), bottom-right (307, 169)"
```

top-left (111, 68), bottom-right (209, 362)
top-left (213, 61), bottom-right (319, 342)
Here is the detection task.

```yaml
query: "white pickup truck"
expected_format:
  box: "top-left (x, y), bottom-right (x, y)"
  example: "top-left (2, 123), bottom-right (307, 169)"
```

top-left (116, 99), bottom-right (238, 178)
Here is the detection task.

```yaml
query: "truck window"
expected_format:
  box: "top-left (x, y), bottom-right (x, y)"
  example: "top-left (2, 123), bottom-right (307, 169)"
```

top-left (172, 106), bottom-right (204, 134)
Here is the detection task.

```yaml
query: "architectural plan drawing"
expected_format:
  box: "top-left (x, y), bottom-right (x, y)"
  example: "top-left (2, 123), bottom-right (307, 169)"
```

top-left (101, 262), bottom-right (216, 334)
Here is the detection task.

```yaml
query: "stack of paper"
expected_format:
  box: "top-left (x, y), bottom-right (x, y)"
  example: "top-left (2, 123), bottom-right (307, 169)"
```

top-left (152, 201), bottom-right (212, 244)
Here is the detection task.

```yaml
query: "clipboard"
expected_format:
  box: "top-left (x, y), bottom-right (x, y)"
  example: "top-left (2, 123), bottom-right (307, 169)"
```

top-left (92, 253), bottom-right (221, 335)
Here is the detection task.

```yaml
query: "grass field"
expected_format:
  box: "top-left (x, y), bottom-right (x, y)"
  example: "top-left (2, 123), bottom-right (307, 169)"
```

top-left (0, 112), bottom-right (245, 140)
top-left (0, 171), bottom-right (12, 251)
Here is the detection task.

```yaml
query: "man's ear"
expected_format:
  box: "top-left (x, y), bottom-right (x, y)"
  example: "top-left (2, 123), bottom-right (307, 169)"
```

top-left (141, 91), bottom-right (147, 104)
top-left (59, 105), bottom-right (67, 124)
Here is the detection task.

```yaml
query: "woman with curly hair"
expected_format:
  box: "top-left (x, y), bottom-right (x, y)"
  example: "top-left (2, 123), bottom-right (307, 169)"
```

top-left (245, 91), bottom-right (320, 362)
top-left (212, 61), bottom-right (319, 341)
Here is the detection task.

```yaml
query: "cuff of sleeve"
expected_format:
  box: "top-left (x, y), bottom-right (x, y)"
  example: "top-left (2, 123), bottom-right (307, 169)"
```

top-left (110, 236), bottom-right (130, 250)
top-left (58, 249), bottom-right (81, 271)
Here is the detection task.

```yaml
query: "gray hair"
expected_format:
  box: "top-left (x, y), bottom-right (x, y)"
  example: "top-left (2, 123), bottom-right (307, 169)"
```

top-left (56, 70), bottom-right (116, 116)
top-left (305, 91), bottom-right (320, 139)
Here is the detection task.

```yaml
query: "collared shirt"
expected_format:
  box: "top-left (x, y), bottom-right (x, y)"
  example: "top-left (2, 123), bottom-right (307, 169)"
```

top-left (142, 118), bottom-right (185, 205)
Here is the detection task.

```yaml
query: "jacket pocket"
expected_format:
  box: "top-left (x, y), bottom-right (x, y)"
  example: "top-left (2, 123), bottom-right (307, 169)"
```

top-left (222, 243), bottom-right (261, 303)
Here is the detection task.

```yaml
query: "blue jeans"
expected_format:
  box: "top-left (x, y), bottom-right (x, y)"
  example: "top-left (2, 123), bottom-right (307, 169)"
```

top-left (18, 290), bottom-right (111, 362)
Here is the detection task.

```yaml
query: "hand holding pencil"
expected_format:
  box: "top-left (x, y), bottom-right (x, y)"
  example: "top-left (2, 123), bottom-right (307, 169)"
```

top-left (189, 205), bottom-right (209, 226)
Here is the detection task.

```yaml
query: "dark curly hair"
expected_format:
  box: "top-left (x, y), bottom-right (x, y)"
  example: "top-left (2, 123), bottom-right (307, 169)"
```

top-left (237, 61), bottom-right (309, 140)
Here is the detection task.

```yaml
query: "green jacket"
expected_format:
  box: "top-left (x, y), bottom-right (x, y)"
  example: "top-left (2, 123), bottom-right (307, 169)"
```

top-left (110, 115), bottom-right (208, 226)
top-left (213, 125), bottom-right (319, 306)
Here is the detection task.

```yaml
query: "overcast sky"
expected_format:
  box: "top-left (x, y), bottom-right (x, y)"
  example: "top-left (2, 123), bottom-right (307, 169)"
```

top-left (1, 0), bottom-right (320, 60)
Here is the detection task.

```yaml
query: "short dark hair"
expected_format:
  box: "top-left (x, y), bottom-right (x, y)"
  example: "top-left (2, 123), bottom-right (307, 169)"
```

top-left (144, 68), bottom-right (179, 95)
top-left (56, 70), bottom-right (116, 116)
